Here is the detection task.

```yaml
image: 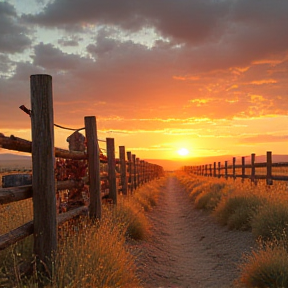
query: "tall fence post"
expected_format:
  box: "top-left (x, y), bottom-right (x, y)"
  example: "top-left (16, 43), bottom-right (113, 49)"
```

top-left (136, 158), bottom-right (140, 188)
top-left (30, 74), bottom-right (56, 282)
top-left (85, 116), bottom-right (102, 219)
top-left (225, 161), bottom-right (228, 179)
top-left (218, 162), bottom-right (221, 178)
top-left (107, 138), bottom-right (117, 204)
top-left (119, 146), bottom-right (128, 195)
top-left (140, 160), bottom-right (144, 185)
top-left (127, 151), bottom-right (132, 193)
top-left (251, 153), bottom-right (256, 184)
top-left (232, 157), bottom-right (236, 179)
top-left (241, 157), bottom-right (245, 182)
top-left (132, 154), bottom-right (137, 190)
top-left (266, 151), bottom-right (273, 185)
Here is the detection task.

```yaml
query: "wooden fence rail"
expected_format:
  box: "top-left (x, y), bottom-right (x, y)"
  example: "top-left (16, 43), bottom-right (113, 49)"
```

top-left (0, 74), bottom-right (164, 283)
top-left (183, 151), bottom-right (288, 185)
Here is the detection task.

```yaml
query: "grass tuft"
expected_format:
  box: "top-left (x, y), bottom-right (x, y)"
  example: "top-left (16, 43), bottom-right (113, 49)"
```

top-left (252, 202), bottom-right (288, 242)
top-left (215, 195), bottom-right (266, 231)
top-left (240, 241), bottom-right (288, 288)
top-left (194, 182), bottom-right (226, 211)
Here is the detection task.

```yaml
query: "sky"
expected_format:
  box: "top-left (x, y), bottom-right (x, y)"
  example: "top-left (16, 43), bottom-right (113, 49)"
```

top-left (0, 0), bottom-right (288, 167)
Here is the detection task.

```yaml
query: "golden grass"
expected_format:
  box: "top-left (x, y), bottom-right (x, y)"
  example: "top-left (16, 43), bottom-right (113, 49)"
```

top-left (240, 241), bottom-right (288, 288)
top-left (0, 175), bottom-right (165, 287)
top-left (176, 172), bottom-right (288, 287)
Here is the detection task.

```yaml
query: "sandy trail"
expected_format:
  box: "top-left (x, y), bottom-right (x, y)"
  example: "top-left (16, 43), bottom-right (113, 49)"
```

top-left (133, 176), bottom-right (254, 288)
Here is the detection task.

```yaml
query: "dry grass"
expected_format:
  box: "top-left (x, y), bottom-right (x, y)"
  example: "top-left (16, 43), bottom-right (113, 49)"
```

top-left (0, 174), bottom-right (164, 287)
top-left (176, 172), bottom-right (288, 287)
top-left (240, 240), bottom-right (288, 288)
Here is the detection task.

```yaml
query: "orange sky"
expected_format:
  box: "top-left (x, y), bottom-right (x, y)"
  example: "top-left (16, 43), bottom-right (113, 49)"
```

top-left (1, 1), bottom-right (288, 168)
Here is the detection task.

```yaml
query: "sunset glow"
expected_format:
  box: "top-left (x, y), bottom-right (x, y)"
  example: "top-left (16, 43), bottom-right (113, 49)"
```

top-left (177, 148), bottom-right (190, 157)
top-left (0, 1), bottom-right (288, 170)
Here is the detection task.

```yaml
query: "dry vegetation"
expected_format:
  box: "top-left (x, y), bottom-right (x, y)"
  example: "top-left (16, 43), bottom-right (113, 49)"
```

top-left (177, 172), bottom-right (288, 288)
top-left (0, 172), bottom-right (165, 288)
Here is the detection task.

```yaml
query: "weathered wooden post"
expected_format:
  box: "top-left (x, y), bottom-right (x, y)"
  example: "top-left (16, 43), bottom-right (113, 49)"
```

top-left (140, 160), bottom-right (144, 185)
top-left (218, 162), bottom-right (221, 178)
top-left (251, 153), bottom-right (256, 184)
top-left (209, 164), bottom-right (212, 177)
top-left (225, 161), bottom-right (228, 179)
top-left (85, 116), bottom-right (102, 219)
top-left (119, 146), bottom-right (128, 195)
top-left (213, 162), bottom-right (216, 177)
top-left (266, 151), bottom-right (273, 185)
top-left (143, 161), bottom-right (147, 183)
top-left (107, 138), bottom-right (117, 204)
top-left (132, 154), bottom-right (137, 190)
top-left (30, 74), bottom-right (56, 282)
top-left (241, 157), bottom-right (245, 182)
top-left (136, 158), bottom-right (140, 188)
top-left (127, 151), bottom-right (132, 193)
top-left (232, 157), bottom-right (236, 179)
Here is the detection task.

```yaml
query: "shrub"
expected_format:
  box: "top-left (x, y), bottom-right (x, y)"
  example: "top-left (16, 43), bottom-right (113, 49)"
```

top-left (194, 182), bottom-right (226, 211)
top-left (189, 182), bottom-right (209, 201)
top-left (240, 243), bottom-right (288, 288)
top-left (133, 181), bottom-right (161, 211)
top-left (252, 202), bottom-right (288, 242)
top-left (215, 195), bottom-right (266, 231)
top-left (54, 216), bottom-right (139, 288)
top-left (111, 198), bottom-right (150, 240)
top-left (1, 216), bottom-right (139, 288)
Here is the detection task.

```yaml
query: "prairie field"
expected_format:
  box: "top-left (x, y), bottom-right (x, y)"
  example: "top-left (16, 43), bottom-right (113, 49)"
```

top-left (0, 167), bottom-right (164, 288)
top-left (2, 165), bottom-right (288, 287)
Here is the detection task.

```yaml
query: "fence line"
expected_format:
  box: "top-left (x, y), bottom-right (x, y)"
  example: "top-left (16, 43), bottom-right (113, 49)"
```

top-left (0, 74), bottom-right (164, 283)
top-left (183, 151), bottom-right (288, 185)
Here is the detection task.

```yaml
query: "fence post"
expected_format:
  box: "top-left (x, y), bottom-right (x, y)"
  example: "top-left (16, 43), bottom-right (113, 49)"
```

top-left (266, 151), bottom-right (273, 185)
top-left (218, 162), bottom-right (221, 178)
top-left (119, 146), bottom-right (128, 195)
top-left (209, 164), bottom-right (212, 177)
top-left (213, 162), bottom-right (216, 177)
top-left (127, 151), bottom-right (132, 193)
top-left (30, 74), bottom-right (56, 282)
top-left (132, 154), bottom-right (137, 190)
top-left (225, 161), bottom-right (228, 179)
top-left (136, 158), bottom-right (140, 188)
top-left (140, 160), bottom-right (144, 185)
top-left (232, 157), bottom-right (236, 179)
top-left (251, 153), bottom-right (256, 184)
top-left (107, 138), bottom-right (117, 204)
top-left (85, 116), bottom-right (101, 219)
top-left (241, 157), bottom-right (245, 182)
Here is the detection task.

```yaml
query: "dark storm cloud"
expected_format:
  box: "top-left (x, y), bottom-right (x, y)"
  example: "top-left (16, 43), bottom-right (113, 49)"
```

top-left (0, 2), bottom-right (32, 53)
top-left (32, 43), bottom-right (89, 70)
top-left (22, 0), bottom-right (288, 70)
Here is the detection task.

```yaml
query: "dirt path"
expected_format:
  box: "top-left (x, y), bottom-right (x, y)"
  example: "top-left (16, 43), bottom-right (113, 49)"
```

top-left (133, 176), bottom-right (255, 288)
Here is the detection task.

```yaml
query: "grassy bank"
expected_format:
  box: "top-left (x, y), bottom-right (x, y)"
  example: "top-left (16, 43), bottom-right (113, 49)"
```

top-left (0, 177), bottom-right (165, 287)
top-left (176, 172), bottom-right (288, 288)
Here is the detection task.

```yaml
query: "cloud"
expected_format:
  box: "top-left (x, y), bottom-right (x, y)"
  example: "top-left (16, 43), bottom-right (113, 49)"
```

top-left (239, 134), bottom-right (288, 144)
top-left (22, 0), bottom-right (288, 69)
top-left (31, 42), bottom-right (90, 71)
top-left (0, 2), bottom-right (32, 53)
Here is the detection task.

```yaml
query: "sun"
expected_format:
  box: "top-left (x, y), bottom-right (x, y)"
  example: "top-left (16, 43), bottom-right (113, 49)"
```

top-left (177, 148), bottom-right (189, 156)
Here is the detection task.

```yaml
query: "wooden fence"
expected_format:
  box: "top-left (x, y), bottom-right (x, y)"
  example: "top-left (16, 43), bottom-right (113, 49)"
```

top-left (183, 151), bottom-right (288, 185)
top-left (0, 74), bottom-right (164, 282)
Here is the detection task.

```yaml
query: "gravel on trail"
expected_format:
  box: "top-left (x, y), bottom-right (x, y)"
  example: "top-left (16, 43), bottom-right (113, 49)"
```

top-left (131, 176), bottom-right (255, 288)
